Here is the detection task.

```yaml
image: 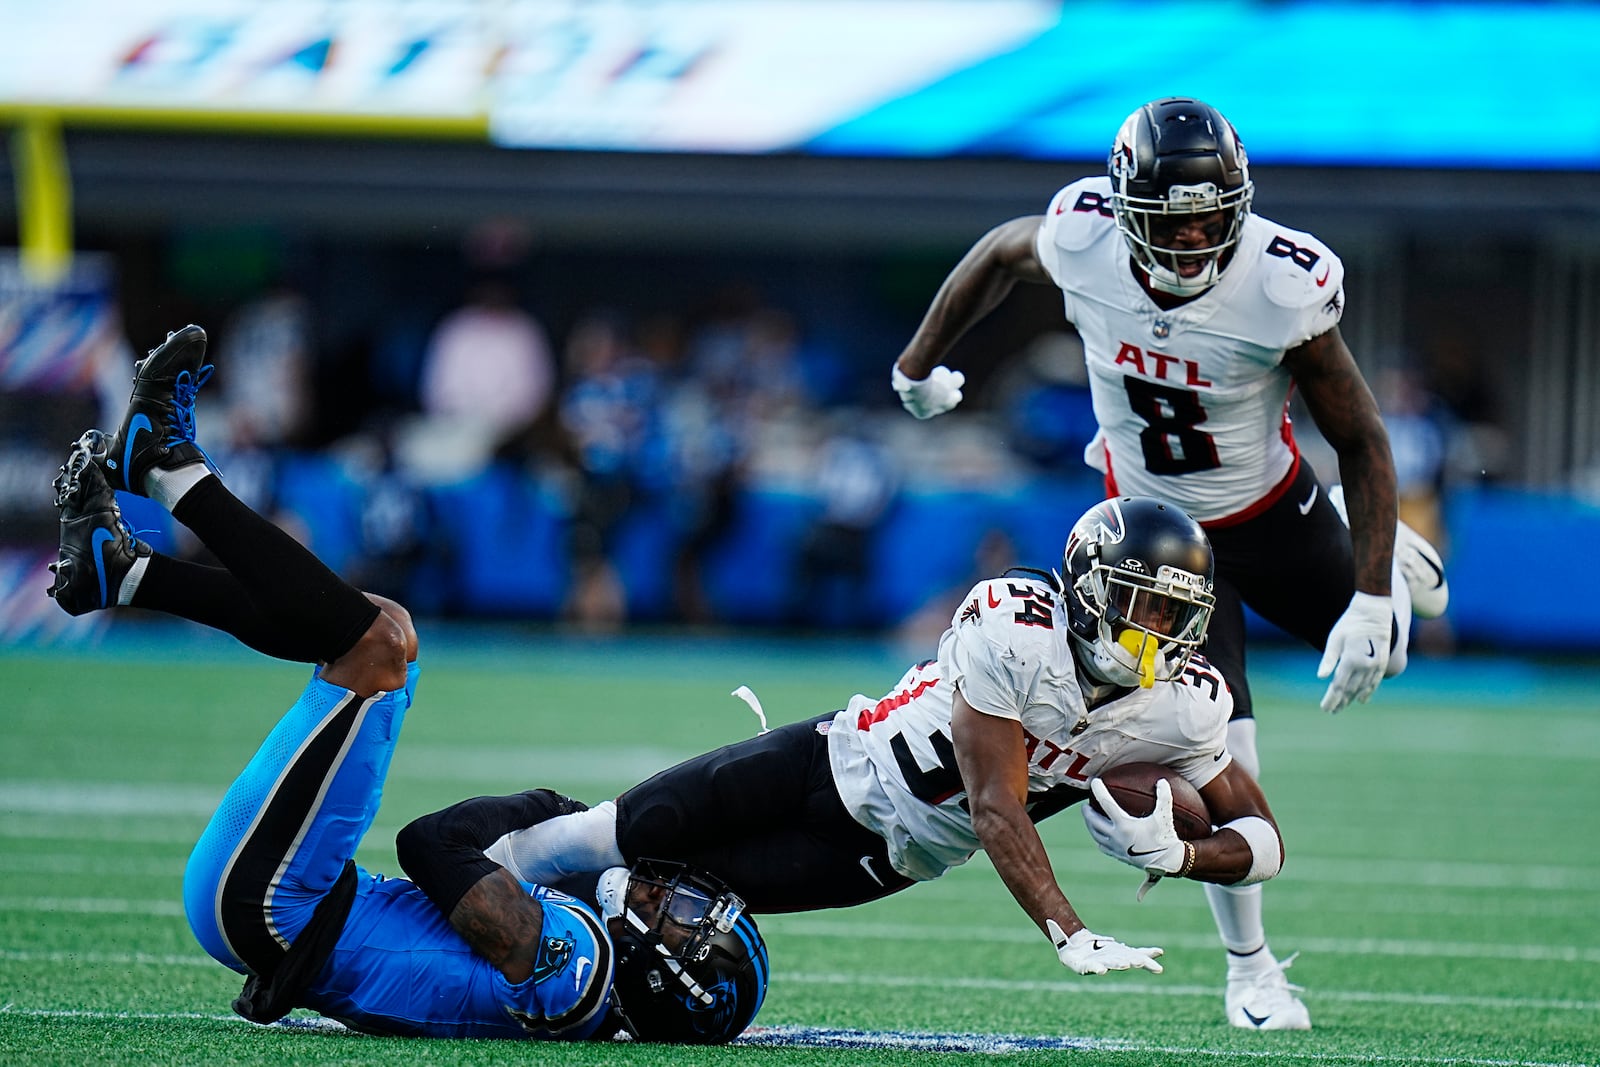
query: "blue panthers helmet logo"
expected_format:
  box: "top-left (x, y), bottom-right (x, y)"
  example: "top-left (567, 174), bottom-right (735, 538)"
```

top-left (681, 977), bottom-right (741, 1038)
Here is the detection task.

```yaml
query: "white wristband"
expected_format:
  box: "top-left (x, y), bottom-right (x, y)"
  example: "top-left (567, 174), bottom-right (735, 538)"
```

top-left (1221, 815), bottom-right (1282, 885)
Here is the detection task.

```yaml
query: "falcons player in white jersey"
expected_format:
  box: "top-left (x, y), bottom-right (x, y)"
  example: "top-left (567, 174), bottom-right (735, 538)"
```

top-left (460, 498), bottom-right (1290, 1011)
top-left (889, 97), bottom-right (1450, 1029)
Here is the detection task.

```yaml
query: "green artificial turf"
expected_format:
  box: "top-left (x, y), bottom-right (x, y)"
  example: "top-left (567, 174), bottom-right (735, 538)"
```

top-left (3, 629), bottom-right (1596, 1066)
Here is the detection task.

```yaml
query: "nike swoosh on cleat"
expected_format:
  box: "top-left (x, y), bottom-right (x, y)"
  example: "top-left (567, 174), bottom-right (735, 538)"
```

top-left (1412, 552), bottom-right (1446, 589)
top-left (91, 527), bottom-right (116, 607)
top-left (1242, 1008), bottom-right (1271, 1027)
top-left (122, 413), bottom-right (155, 482)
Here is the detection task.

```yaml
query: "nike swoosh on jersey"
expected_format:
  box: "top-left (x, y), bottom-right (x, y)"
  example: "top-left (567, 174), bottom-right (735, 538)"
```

top-left (1315, 265), bottom-right (1331, 287)
top-left (122, 413), bottom-right (155, 478)
top-left (91, 527), bottom-right (116, 607)
top-left (574, 956), bottom-right (592, 990)
top-left (1297, 485), bottom-right (1318, 514)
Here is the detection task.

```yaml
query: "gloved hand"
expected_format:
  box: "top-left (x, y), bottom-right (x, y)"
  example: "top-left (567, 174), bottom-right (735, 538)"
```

top-left (892, 364), bottom-right (965, 419)
top-left (1047, 919), bottom-right (1164, 975)
top-left (1083, 778), bottom-right (1187, 874)
top-left (1317, 591), bottom-right (1392, 713)
top-left (1084, 778), bottom-right (1192, 901)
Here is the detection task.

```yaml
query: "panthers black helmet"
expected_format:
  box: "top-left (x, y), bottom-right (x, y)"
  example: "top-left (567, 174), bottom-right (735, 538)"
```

top-left (1108, 97), bottom-right (1253, 296)
top-left (1062, 496), bottom-right (1215, 688)
top-left (600, 859), bottom-right (768, 1045)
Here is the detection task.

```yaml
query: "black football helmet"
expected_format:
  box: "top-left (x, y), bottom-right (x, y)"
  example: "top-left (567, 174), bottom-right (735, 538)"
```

top-left (598, 859), bottom-right (768, 1045)
top-left (1062, 496), bottom-right (1215, 688)
top-left (1108, 97), bottom-right (1253, 296)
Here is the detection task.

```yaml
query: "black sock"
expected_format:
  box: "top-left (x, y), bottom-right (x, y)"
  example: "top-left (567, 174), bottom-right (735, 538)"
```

top-left (169, 477), bottom-right (380, 662)
top-left (130, 555), bottom-right (330, 662)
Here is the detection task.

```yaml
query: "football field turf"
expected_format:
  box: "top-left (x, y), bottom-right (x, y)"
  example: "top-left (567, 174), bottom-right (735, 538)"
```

top-left (3, 625), bottom-right (1598, 1066)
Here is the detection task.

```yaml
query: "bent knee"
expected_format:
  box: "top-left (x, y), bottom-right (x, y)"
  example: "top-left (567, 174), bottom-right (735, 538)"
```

top-left (366, 593), bottom-right (419, 662)
top-left (325, 611), bottom-right (409, 696)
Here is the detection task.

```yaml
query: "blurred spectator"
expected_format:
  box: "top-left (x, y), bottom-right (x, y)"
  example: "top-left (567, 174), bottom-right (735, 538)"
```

top-left (342, 424), bottom-right (439, 611)
top-left (1376, 366), bottom-right (1450, 547)
top-left (214, 285), bottom-right (315, 450)
top-left (411, 270), bottom-right (556, 477)
top-left (557, 311), bottom-right (664, 630)
top-left (635, 313), bottom-right (747, 624)
top-left (894, 527), bottom-right (1020, 649)
top-left (983, 330), bottom-right (1098, 472)
top-left (687, 287), bottom-right (817, 424)
top-left (1376, 364), bottom-right (1456, 653)
top-left (1425, 333), bottom-right (1511, 486)
top-left (789, 419), bottom-right (898, 630)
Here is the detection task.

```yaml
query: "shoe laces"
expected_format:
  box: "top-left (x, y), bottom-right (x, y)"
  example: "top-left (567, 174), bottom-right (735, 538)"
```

top-left (165, 364), bottom-right (215, 445)
top-left (1260, 951), bottom-right (1305, 995)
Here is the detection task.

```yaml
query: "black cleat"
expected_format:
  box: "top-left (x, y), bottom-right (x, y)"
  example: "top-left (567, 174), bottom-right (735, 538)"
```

top-left (101, 324), bottom-right (215, 496)
top-left (48, 436), bottom-right (151, 617)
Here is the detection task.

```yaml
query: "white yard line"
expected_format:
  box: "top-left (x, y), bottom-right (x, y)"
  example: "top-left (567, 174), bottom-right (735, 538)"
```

top-left (0, 1008), bottom-right (1591, 1065)
top-left (3, 950), bottom-right (1596, 1013)
top-left (768, 919), bottom-right (1600, 964)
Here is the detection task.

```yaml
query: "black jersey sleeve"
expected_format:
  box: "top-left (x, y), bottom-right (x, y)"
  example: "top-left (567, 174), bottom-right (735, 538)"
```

top-left (395, 789), bottom-right (589, 917)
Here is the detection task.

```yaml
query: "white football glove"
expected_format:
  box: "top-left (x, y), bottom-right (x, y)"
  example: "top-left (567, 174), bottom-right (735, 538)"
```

top-left (1047, 919), bottom-right (1164, 975)
top-left (892, 364), bottom-right (965, 419)
top-left (1317, 591), bottom-right (1393, 713)
top-left (1083, 778), bottom-right (1190, 901)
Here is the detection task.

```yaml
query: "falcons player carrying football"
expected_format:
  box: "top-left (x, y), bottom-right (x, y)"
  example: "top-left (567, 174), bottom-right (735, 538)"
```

top-left (891, 97), bottom-right (1454, 1029)
top-left (461, 497), bottom-right (1292, 1018)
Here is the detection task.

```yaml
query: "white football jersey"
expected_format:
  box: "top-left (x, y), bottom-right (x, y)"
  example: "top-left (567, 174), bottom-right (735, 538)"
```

top-left (828, 574), bottom-right (1233, 881)
top-left (1034, 176), bottom-right (1346, 523)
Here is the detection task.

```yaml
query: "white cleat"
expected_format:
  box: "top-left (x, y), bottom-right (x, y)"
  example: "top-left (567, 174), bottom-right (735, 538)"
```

top-left (1327, 485), bottom-right (1449, 620)
top-left (1225, 952), bottom-right (1311, 1031)
top-left (1394, 519), bottom-right (1449, 619)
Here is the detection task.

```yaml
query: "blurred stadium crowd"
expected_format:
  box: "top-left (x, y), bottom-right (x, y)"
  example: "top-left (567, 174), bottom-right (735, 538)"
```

top-left (2, 221), bottom-right (1499, 648)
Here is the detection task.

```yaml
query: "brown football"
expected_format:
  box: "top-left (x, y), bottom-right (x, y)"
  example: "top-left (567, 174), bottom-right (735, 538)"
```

top-left (1090, 761), bottom-right (1213, 841)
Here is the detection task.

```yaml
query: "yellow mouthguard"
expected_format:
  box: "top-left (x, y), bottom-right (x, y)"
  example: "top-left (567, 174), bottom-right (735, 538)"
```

top-left (1117, 629), bottom-right (1158, 688)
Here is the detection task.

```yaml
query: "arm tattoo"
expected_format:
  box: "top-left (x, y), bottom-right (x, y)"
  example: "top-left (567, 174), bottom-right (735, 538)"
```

top-left (448, 868), bottom-right (545, 983)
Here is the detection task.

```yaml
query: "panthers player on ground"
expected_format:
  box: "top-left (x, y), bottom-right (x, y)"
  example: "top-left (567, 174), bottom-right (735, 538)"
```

top-left (890, 97), bottom-right (1451, 1028)
top-left (470, 497), bottom-right (1289, 999)
top-left (45, 326), bottom-right (766, 1044)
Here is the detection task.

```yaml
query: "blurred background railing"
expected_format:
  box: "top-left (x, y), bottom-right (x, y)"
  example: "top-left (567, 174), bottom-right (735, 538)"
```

top-left (4, 0), bottom-right (1599, 652)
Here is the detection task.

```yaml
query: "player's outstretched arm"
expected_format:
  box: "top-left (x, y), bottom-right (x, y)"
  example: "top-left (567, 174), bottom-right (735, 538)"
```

top-left (893, 216), bottom-right (1051, 417)
top-left (951, 690), bottom-right (1163, 975)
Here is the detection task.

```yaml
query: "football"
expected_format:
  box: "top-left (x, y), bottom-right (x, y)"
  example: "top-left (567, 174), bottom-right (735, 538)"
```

top-left (1090, 762), bottom-right (1212, 840)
